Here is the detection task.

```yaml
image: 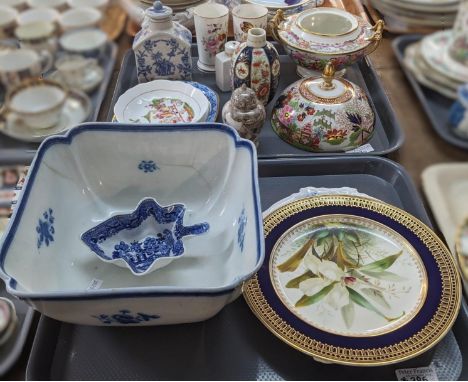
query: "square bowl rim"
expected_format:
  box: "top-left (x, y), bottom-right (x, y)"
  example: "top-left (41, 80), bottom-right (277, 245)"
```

top-left (0, 122), bottom-right (265, 301)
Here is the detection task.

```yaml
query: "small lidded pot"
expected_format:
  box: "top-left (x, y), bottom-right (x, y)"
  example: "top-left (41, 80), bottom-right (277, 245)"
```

top-left (271, 62), bottom-right (375, 152)
top-left (222, 83), bottom-right (266, 147)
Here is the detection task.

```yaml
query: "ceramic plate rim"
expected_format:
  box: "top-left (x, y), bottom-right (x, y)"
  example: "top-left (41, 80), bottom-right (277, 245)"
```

top-left (243, 195), bottom-right (461, 366)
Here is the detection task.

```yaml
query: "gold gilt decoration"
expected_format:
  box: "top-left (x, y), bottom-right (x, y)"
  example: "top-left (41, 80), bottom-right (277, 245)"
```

top-left (243, 195), bottom-right (461, 366)
top-left (299, 77), bottom-right (355, 105)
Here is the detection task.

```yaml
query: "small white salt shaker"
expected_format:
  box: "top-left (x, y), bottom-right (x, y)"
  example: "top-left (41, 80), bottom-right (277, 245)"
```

top-left (215, 40), bottom-right (239, 92)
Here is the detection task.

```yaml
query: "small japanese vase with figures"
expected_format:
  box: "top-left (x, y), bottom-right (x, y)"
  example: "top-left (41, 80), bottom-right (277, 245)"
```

top-left (133, 1), bottom-right (192, 83)
top-left (231, 27), bottom-right (280, 105)
top-left (271, 62), bottom-right (375, 152)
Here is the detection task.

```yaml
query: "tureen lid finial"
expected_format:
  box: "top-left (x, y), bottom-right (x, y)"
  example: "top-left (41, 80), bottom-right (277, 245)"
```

top-left (320, 62), bottom-right (336, 91)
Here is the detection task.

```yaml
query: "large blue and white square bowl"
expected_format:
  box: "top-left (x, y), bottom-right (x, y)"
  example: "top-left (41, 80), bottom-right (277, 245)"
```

top-left (0, 123), bottom-right (264, 326)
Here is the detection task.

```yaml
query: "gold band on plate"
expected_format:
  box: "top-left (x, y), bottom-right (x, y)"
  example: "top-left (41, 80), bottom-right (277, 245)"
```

top-left (243, 195), bottom-right (461, 366)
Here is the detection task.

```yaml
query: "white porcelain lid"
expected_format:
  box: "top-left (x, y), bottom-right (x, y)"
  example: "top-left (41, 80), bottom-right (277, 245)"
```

top-left (146, 1), bottom-right (172, 20)
top-left (278, 7), bottom-right (374, 54)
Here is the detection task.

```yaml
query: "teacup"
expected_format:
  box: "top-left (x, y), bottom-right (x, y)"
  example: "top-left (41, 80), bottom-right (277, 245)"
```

top-left (54, 55), bottom-right (99, 88)
top-left (67, 0), bottom-right (109, 10)
top-left (17, 8), bottom-right (60, 26)
top-left (59, 28), bottom-right (107, 58)
top-left (59, 7), bottom-right (102, 31)
top-left (6, 79), bottom-right (67, 129)
top-left (15, 22), bottom-right (58, 61)
top-left (2, 0), bottom-right (26, 10)
top-left (0, 48), bottom-right (52, 88)
top-left (232, 4), bottom-right (268, 43)
top-left (27, 0), bottom-right (68, 11)
top-left (0, 6), bottom-right (18, 39)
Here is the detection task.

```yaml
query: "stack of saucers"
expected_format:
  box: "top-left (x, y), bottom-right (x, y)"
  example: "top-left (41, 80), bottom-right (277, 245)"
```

top-left (403, 30), bottom-right (468, 99)
top-left (369, 0), bottom-right (459, 29)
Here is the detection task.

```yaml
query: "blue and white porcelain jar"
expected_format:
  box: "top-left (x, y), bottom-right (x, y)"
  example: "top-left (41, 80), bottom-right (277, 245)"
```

top-left (133, 1), bottom-right (192, 82)
top-left (231, 27), bottom-right (280, 105)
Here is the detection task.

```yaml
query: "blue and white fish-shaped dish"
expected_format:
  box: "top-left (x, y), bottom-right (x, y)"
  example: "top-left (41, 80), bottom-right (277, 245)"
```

top-left (81, 198), bottom-right (210, 276)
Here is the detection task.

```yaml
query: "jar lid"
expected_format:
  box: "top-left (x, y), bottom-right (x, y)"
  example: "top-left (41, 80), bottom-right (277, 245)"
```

top-left (225, 41), bottom-right (239, 56)
top-left (232, 84), bottom-right (259, 111)
top-left (298, 63), bottom-right (354, 105)
top-left (146, 1), bottom-right (172, 20)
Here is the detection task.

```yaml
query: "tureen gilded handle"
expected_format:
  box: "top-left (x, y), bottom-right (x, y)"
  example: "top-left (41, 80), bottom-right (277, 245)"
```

top-left (365, 19), bottom-right (384, 42)
top-left (268, 9), bottom-right (285, 44)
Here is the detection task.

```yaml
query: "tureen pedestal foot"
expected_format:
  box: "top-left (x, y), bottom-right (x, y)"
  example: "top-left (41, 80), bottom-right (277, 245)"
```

top-left (197, 60), bottom-right (215, 72)
top-left (296, 65), bottom-right (346, 79)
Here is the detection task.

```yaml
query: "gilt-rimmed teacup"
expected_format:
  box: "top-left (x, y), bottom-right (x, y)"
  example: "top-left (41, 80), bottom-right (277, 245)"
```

top-left (15, 22), bottom-right (58, 61)
top-left (0, 5), bottom-right (18, 39)
top-left (59, 28), bottom-right (107, 58)
top-left (232, 4), bottom-right (268, 43)
top-left (59, 7), bottom-right (102, 31)
top-left (6, 78), bottom-right (67, 129)
top-left (0, 48), bottom-right (52, 88)
top-left (54, 55), bottom-right (99, 89)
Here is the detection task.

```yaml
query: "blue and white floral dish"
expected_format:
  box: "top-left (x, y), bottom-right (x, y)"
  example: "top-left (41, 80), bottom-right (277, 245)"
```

top-left (81, 198), bottom-right (210, 276)
top-left (186, 81), bottom-right (219, 122)
top-left (0, 123), bottom-right (264, 326)
top-left (114, 80), bottom-right (210, 123)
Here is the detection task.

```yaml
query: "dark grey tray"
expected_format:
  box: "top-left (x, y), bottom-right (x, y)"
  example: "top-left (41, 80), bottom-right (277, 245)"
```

top-left (25, 156), bottom-right (465, 380)
top-left (0, 282), bottom-right (35, 377)
top-left (107, 46), bottom-right (404, 158)
top-left (0, 41), bottom-right (118, 155)
top-left (0, 154), bottom-right (37, 376)
top-left (392, 35), bottom-right (468, 151)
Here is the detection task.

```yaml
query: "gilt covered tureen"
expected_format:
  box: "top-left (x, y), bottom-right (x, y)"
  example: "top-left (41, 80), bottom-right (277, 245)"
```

top-left (269, 7), bottom-right (384, 77)
top-left (271, 63), bottom-right (375, 152)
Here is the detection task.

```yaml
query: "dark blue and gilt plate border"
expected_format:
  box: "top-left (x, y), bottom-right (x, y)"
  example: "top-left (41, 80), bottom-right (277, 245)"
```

top-left (243, 195), bottom-right (461, 366)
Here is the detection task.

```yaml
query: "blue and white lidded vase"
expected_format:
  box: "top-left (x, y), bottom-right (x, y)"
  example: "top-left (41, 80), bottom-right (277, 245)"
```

top-left (231, 27), bottom-right (280, 105)
top-left (133, 1), bottom-right (193, 82)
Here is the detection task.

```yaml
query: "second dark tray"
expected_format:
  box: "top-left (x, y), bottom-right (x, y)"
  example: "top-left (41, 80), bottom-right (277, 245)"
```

top-left (25, 156), bottom-right (466, 380)
top-left (108, 46), bottom-right (404, 158)
top-left (392, 35), bottom-right (468, 151)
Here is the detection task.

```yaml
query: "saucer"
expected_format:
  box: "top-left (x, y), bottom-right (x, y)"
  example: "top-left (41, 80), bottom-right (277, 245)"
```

top-left (421, 30), bottom-right (468, 84)
top-left (49, 64), bottom-right (104, 94)
top-left (0, 90), bottom-right (91, 142)
top-left (404, 43), bottom-right (457, 99)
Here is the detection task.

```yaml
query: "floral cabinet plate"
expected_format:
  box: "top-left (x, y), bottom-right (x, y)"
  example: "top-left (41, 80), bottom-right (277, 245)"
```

top-left (244, 195), bottom-right (461, 366)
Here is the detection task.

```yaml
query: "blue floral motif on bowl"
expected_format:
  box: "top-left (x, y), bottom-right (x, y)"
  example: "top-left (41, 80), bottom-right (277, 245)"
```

top-left (81, 198), bottom-right (210, 274)
top-left (93, 309), bottom-right (160, 325)
top-left (36, 208), bottom-right (55, 249)
top-left (138, 160), bottom-right (159, 173)
top-left (237, 207), bottom-right (247, 252)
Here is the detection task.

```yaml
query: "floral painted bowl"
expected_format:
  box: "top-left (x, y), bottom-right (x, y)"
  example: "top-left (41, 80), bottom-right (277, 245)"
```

top-left (0, 123), bottom-right (264, 326)
top-left (114, 80), bottom-right (211, 124)
top-left (271, 63), bottom-right (375, 152)
top-left (269, 7), bottom-right (384, 77)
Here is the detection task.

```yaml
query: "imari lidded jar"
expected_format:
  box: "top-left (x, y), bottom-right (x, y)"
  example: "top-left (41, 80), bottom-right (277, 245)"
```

top-left (133, 1), bottom-right (193, 82)
top-left (271, 62), bottom-right (375, 152)
top-left (232, 28), bottom-right (280, 105)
